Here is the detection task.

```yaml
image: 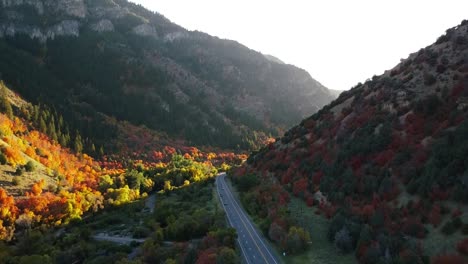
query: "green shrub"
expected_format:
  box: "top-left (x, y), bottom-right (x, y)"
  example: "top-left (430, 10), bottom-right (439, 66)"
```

top-left (12, 177), bottom-right (21, 186)
top-left (441, 221), bottom-right (456, 235)
top-left (14, 167), bottom-right (24, 176)
top-left (24, 161), bottom-right (35, 172)
top-left (0, 152), bottom-right (6, 165)
top-left (132, 226), bottom-right (149, 238)
top-left (462, 224), bottom-right (468, 235)
top-left (452, 217), bottom-right (463, 229)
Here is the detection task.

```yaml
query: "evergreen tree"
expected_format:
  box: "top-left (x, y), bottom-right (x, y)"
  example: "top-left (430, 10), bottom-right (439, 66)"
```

top-left (0, 81), bottom-right (13, 119)
top-left (74, 132), bottom-right (83, 154)
top-left (39, 117), bottom-right (47, 133)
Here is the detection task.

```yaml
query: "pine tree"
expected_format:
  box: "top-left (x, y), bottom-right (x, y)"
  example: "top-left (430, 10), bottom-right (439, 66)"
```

top-left (39, 117), bottom-right (47, 133)
top-left (0, 81), bottom-right (13, 119)
top-left (74, 132), bottom-right (83, 154)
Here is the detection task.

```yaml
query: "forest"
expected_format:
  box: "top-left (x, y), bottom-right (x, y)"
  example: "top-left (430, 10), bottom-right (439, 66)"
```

top-left (0, 80), bottom-right (247, 263)
top-left (231, 20), bottom-right (468, 264)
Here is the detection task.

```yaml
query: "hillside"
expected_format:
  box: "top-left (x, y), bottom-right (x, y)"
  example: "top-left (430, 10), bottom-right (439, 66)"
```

top-left (232, 20), bottom-right (468, 263)
top-left (0, 0), bottom-right (335, 151)
top-left (0, 80), bottom-right (247, 262)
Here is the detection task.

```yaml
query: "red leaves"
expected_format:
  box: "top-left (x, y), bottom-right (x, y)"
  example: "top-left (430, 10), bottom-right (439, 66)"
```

top-left (405, 113), bottom-right (425, 136)
top-left (373, 149), bottom-right (395, 166)
top-left (431, 254), bottom-right (465, 264)
top-left (451, 82), bottom-right (465, 98)
top-left (457, 239), bottom-right (468, 255)
top-left (292, 178), bottom-right (308, 196)
top-left (312, 171), bottom-right (324, 185)
top-left (428, 204), bottom-right (441, 227)
top-left (306, 196), bottom-right (314, 207)
top-left (362, 205), bottom-right (375, 219)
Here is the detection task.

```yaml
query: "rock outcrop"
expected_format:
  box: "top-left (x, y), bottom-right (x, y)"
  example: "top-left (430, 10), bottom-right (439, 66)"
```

top-left (90, 19), bottom-right (114, 32)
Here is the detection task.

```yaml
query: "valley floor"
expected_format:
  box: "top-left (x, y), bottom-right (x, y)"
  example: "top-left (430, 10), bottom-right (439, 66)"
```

top-left (226, 177), bottom-right (357, 264)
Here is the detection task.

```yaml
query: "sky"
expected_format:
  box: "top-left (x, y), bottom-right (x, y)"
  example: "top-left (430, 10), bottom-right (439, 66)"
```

top-left (129, 0), bottom-right (468, 91)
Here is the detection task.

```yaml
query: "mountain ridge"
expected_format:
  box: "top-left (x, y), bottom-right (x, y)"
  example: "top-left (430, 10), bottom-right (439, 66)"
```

top-left (0, 0), bottom-right (335, 152)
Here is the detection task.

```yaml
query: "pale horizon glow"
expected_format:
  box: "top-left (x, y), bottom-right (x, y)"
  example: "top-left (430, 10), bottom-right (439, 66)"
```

top-left (130, 0), bottom-right (468, 91)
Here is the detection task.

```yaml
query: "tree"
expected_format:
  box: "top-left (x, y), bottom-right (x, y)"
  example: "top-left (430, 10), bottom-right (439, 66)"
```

top-left (73, 132), bottom-right (83, 154)
top-left (25, 161), bottom-right (35, 172)
top-left (285, 226), bottom-right (310, 254)
top-left (216, 247), bottom-right (238, 264)
top-left (268, 222), bottom-right (286, 244)
top-left (334, 226), bottom-right (353, 253)
top-left (164, 180), bottom-right (173, 192)
top-left (0, 82), bottom-right (13, 119)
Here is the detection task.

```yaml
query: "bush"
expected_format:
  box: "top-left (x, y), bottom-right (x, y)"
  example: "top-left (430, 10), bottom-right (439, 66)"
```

top-left (132, 226), bottom-right (150, 239)
top-left (431, 254), bottom-right (465, 264)
top-left (452, 217), bottom-right (463, 229)
top-left (0, 152), bottom-right (6, 165)
top-left (12, 177), bottom-right (21, 186)
top-left (334, 227), bottom-right (353, 253)
top-left (14, 167), bottom-right (24, 176)
top-left (441, 221), bottom-right (457, 235)
top-left (462, 224), bottom-right (468, 235)
top-left (24, 161), bottom-right (35, 172)
top-left (457, 239), bottom-right (468, 255)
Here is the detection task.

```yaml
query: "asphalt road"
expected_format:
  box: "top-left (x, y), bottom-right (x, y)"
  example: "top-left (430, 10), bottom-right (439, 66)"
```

top-left (216, 173), bottom-right (281, 264)
top-left (93, 233), bottom-right (145, 245)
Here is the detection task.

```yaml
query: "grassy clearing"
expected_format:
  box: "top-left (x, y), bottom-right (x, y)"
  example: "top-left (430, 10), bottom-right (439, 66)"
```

top-left (284, 197), bottom-right (357, 264)
top-left (82, 199), bottom-right (149, 237)
top-left (226, 177), bottom-right (356, 264)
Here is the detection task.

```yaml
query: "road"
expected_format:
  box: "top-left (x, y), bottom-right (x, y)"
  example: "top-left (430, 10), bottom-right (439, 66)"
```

top-left (216, 173), bottom-right (281, 264)
top-left (93, 233), bottom-right (145, 245)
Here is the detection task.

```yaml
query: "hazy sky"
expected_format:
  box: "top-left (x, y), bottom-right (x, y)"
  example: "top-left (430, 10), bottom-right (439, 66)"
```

top-left (129, 0), bottom-right (468, 90)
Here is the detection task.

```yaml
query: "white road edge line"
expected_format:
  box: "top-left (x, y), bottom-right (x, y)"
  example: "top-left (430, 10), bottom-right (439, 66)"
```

top-left (220, 173), bottom-right (280, 264)
top-left (216, 176), bottom-right (252, 264)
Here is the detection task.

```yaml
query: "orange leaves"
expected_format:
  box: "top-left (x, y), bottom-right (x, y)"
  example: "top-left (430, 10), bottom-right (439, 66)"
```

top-left (30, 179), bottom-right (45, 196)
top-left (0, 188), bottom-right (17, 220)
top-left (2, 146), bottom-right (25, 167)
top-left (0, 188), bottom-right (18, 241)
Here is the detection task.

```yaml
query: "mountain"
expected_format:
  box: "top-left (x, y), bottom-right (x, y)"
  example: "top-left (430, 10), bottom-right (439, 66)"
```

top-left (0, 0), bottom-right (335, 152)
top-left (328, 89), bottom-right (343, 98)
top-left (233, 20), bottom-right (468, 262)
top-left (263, 54), bottom-right (285, 64)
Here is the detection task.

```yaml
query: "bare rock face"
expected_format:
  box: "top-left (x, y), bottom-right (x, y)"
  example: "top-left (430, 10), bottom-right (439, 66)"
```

top-left (0, 0), bottom-right (45, 15)
top-left (0, 20), bottom-right (79, 42)
top-left (163, 31), bottom-right (189, 42)
top-left (90, 19), bottom-right (114, 32)
top-left (47, 20), bottom-right (80, 38)
top-left (49, 0), bottom-right (86, 18)
top-left (132, 24), bottom-right (158, 38)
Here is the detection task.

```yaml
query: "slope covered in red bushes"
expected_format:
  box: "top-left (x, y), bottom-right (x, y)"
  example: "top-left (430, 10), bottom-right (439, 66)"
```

top-left (234, 20), bottom-right (468, 263)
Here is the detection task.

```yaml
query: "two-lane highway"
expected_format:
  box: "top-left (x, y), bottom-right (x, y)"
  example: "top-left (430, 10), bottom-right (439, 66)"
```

top-left (216, 173), bottom-right (281, 264)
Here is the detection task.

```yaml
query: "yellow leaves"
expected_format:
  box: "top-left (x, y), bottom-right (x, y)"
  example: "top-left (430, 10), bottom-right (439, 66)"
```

top-left (206, 152), bottom-right (217, 160)
top-left (0, 114), bottom-right (13, 136)
top-left (164, 180), bottom-right (173, 191)
top-left (220, 162), bottom-right (231, 172)
top-left (106, 185), bottom-right (140, 206)
top-left (2, 146), bottom-right (25, 167)
top-left (142, 178), bottom-right (154, 192)
top-left (0, 188), bottom-right (17, 241)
